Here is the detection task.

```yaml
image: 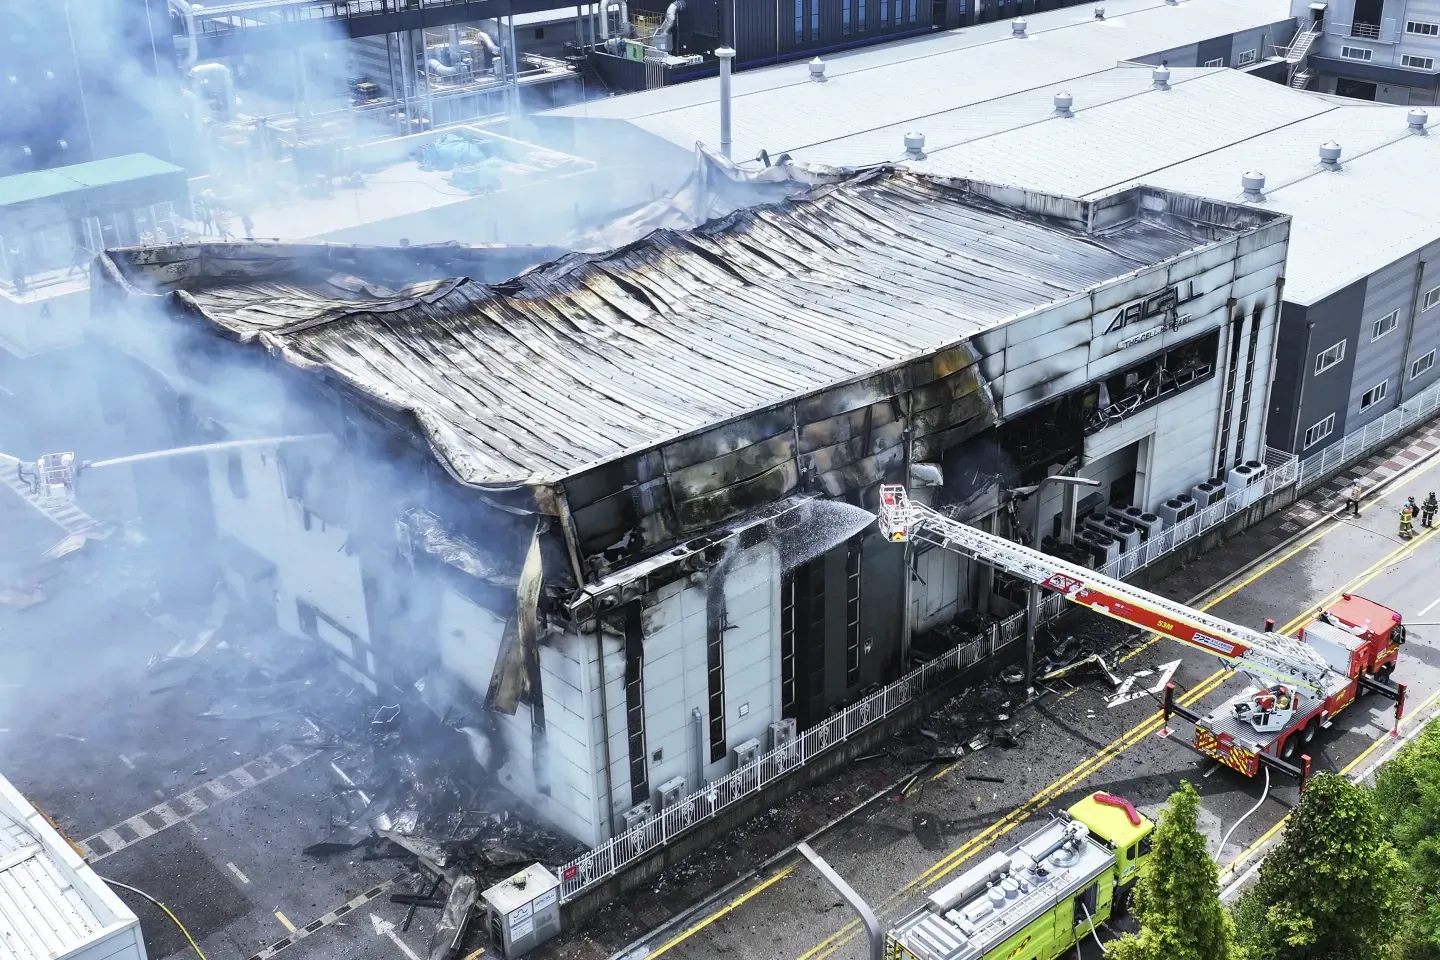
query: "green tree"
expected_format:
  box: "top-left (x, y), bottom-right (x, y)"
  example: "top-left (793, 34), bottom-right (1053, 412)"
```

top-left (1373, 721), bottom-right (1440, 960)
top-left (1105, 780), bottom-right (1234, 960)
top-left (1234, 772), bottom-right (1405, 960)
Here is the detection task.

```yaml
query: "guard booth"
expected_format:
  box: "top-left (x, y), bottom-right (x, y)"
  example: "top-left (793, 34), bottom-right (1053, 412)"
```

top-left (481, 864), bottom-right (561, 958)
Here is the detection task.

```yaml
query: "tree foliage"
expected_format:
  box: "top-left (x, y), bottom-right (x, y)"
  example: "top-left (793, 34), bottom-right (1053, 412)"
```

top-left (1374, 721), bottom-right (1440, 959)
top-left (1105, 780), bottom-right (1234, 960)
top-left (1234, 772), bottom-right (1405, 960)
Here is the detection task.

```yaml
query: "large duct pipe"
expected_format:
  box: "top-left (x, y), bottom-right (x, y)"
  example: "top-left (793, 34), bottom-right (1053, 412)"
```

top-left (448, 23), bottom-right (462, 58)
top-left (188, 62), bottom-right (234, 122)
top-left (171, 0), bottom-right (199, 68)
top-left (427, 57), bottom-right (462, 76)
top-left (717, 46), bottom-right (734, 158)
top-left (653, 0), bottom-right (685, 52)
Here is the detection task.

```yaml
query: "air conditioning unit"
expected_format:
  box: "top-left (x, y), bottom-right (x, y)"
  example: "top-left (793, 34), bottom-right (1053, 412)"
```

top-left (769, 719), bottom-right (796, 751)
top-left (1082, 514), bottom-right (1112, 537)
top-left (1111, 520), bottom-right (1141, 554)
top-left (1229, 460), bottom-right (1268, 506)
top-left (732, 738), bottom-right (762, 772)
top-left (1127, 511), bottom-right (1165, 540)
top-left (657, 776), bottom-right (686, 810)
top-left (622, 801), bottom-right (653, 832)
top-left (1191, 478), bottom-right (1228, 507)
top-left (1157, 498), bottom-right (1189, 526)
top-left (1174, 493), bottom-right (1197, 520)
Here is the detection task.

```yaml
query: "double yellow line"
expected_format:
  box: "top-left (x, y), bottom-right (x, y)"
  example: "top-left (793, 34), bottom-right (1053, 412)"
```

top-left (797, 521), bottom-right (1440, 960)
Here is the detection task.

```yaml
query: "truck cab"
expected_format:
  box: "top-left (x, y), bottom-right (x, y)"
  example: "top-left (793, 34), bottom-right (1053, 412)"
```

top-left (1067, 793), bottom-right (1154, 908)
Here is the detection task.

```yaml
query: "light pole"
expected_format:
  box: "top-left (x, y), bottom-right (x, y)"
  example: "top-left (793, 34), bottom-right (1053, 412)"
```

top-left (1021, 475), bottom-right (1102, 695)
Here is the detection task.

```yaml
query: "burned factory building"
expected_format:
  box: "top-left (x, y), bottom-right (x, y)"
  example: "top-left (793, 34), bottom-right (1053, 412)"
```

top-left (88, 167), bottom-right (1289, 850)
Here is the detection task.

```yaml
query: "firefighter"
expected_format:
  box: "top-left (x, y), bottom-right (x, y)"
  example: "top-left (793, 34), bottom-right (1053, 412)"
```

top-left (1424, 492), bottom-right (1438, 528)
top-left (1408, 495), bottom-right (1420, 520)
top-left (1400, 502), bottom-right (1416, 540)
top-left (1346, 480), bottom-right (1364, 516)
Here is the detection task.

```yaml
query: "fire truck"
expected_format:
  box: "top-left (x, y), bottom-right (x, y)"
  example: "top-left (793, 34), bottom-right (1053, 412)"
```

top-left (877, 485), bottom-right (1407, 783)
top-left (887, 792), bottom-right (1154, 960)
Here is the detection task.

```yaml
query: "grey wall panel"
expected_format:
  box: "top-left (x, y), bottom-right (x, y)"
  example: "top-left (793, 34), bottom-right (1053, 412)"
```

top-left (1348, 253), bottom-right (1417, 428)
top-left (1402, 243), bottom-right (1440, 398)
top-left (1268, 302), bottom-right (1309, 451)
top-left (1196, 35), bottom-right (1232, 66)
top-left (1295, 279), bottom-right (1368, 453)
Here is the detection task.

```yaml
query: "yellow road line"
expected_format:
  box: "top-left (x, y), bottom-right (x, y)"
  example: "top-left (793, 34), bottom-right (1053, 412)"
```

top-left (646, 866), bottom-right (795, 959)
top-left (799, 524), bottom-right (1440, 960)
top-left (1219, 684), bottom-right (1440, 885)
top-left (274, 912), bottom-right (296, 933)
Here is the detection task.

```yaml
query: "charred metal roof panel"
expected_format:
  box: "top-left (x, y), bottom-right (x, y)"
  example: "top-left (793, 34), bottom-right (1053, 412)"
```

top-left (117, 171), bottom-right (1273, 488)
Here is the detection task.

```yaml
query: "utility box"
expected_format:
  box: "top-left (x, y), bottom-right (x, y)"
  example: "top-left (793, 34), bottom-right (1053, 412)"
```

top-left (481, 864), bottom-right (561, 958)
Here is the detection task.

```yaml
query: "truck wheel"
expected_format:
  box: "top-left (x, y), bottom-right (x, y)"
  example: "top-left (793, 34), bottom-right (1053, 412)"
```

top-left (1300, 719), bottom-right (1317, 744)
top-left (1378, 663), bottom-right (1396, 682)
top-left (1281, 735), bottom-right (1297, 760)
top-left (1114, 885), bottom-right (1133, 918)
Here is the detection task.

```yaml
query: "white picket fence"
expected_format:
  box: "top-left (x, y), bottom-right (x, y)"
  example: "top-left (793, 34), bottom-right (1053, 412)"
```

top-left (556, 385), bottom-right (1440, 903)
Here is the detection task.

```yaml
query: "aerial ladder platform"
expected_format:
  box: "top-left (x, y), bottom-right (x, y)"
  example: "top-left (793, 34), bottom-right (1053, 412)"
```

top-left (877, 485), bottom-right (1408, 784)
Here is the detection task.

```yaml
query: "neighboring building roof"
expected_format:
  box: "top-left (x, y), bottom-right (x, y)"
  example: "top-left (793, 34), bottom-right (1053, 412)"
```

top-left (895, 67), bottom-right (1440, 304)
top-left (0, 153), bottom-right (184, 210)
top-left (99, 169), bottom-right (1279, 489)
top-left (0, 773), bottom-right (141, 960)
top-left (544, 0), bottom-right (1293, 160)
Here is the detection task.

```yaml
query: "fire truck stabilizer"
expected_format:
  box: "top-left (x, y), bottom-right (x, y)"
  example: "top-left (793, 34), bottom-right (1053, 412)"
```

top-left (886, 793), bottom-right (1154, 960)
top-left (877, 485), bottom-right (1407, 783)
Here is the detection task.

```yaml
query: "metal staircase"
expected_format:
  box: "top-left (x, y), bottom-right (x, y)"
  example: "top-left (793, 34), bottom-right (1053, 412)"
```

top-left (1284, 23), bottom-right (1322, 89)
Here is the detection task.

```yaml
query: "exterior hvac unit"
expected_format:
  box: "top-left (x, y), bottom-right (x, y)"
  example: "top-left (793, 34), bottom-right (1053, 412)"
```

top-left (1191, 477), bottom-right (1229, 507)
top-left (1113, 506), bottom-right (1165, 540)
top-left (622, 801), bottom-right (653, 832)
top-left (1228, 461), bottom-right (1268, 506)
top-left (657, 776), bottom-right (687, 810)
top-left (1157, 495), bottom-right (1197, 527)
top-left (1111, 520), bottom-right (1141, 554)
top-left (732, 737), bottom-right (762, 772)
top-left (481, 863), bottom-right (561, 959)
top-left (769, 718), bottom-right (797, 751)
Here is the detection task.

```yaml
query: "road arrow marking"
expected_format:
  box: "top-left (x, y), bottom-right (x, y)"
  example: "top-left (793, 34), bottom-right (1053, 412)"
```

top-left (1107, 660), bottom-right (1181, 708)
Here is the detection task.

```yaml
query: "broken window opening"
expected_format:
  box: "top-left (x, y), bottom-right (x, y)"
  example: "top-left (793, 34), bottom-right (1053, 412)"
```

top-left (623, 602), bottom-right (649, 806)
top-left (706, 578), bottom-right (727, 763)
top-left (1086, 330), bottom-right (1220, 437)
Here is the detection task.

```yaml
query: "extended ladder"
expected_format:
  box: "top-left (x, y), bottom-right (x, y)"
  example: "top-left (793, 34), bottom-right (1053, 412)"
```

top-left (878, 485), bottom-right (1331, 693)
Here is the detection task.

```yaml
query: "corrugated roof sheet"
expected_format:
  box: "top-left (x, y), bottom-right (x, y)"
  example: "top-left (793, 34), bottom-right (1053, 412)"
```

top-left (0, 774), bottom-right (133, 960)
top-left (152, 171), bottom-right (1249, 487)
top-left (545, 0), bottom-right (1292, 158)
top-left (888, 67), bottom-right (1440, 304)
top-left (0, 153), bottom-right (184, 209)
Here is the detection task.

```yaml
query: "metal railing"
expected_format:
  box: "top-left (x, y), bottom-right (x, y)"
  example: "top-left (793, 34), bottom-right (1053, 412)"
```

top-left (555, 449), bottom-right (1304, 903)
top-left (1349, 21), bottom-right (1382, 39)
top-left (1299, 381), bottom-right (1440, 490)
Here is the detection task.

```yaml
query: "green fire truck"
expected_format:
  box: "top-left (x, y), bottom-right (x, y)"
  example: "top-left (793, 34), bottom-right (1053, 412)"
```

top-left (886, 793), bottom-right (1154, 960)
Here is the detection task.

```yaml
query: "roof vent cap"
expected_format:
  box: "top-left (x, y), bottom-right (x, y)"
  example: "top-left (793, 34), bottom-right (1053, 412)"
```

top-left (1241, 170), bottom-right (1266, 202)
top-left (903, 131), bottom-right (926, 160)
top-left (1319, 140), bottom-right (1342, 169)
top-left (1012, 16), bottom-right (1027, 37)
top-left (808, 56), bottom-right (827, 81)
top-left (1408, 107), bottom-right (1429, 133)
top-left (1094, 4), bottom-right (1105, 18)
top-left (1152, 64), bottom-right (1171, 89)
top-left (1165, 0), bottom-right (1179, 6)
top-left (1053, 91), bottom-right (1074, 117)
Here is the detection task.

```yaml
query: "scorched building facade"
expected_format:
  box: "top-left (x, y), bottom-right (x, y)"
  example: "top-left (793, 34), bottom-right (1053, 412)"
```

top-left (92, 167), bottom-right (1289, 849)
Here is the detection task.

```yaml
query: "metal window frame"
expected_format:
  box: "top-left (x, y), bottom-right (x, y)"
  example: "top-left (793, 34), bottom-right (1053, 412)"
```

top-left (1372, 310), bottom-right (1399, 341)
top-left (1360, 378), bottom-right (1389, 410)
top-left (1403, 55), bottom-right (1436, 69)
top-left (1314, 339), bottom-right (1347, 375)
top-left (1406, 19), bottom-right (1440, 36)
top-left (1203, 56), bottom-right (1226, 67)
top-left (1412, 349), bottom-right (1437, 380)
top-left (1236, 48), bottom-right (1258, 65)
top-left (1423, 286), bottom-right (1440, 311)
top-left (1340, 45), bottom-right (1375, 60)
top-left (1304, 413), bottom-right (1337, 448)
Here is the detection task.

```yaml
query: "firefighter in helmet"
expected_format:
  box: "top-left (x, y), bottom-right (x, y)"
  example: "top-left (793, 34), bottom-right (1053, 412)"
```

top-left (1401, 502), bottom-right (1416, 540)
top-left (1424, 492), bottom-right (1438, 529)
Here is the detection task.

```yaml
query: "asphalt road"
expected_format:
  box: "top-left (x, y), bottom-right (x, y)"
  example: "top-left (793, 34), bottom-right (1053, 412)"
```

top-left (614, 451), bottom-right (1440, 960)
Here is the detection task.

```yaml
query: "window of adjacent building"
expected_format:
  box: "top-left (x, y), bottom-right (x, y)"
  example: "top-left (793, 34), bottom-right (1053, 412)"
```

top-left (795, 0), bottom-right (803, 41)
top-left (843, 0), bottom-right (852, 33)
top-left (1314, 340), bottom-right (1347, 375)
top-left (909, 0), bottom-right (917, 22)
top-left (1341, 45), bottom-right (1374, 60)
top-left (1407, 20), bottom-right (1440, 36)
top-left (881, 0), bottom-right (889, 26)
top-left (1403, 55), bottom-right (1436, 69)
top-left (1304, 413), bottom-right (1336, 449)
top-left (1361, 379), bottom-right (1388, 410)
top-left (859, 0), bottom-right (866, 30)
top-left (1236, 49), bottom-right (1258, 66)
top-left (1372, 310), bottom-right (1399, 341)
top-left (811, 0), bottom-right (819, 36)
top-left (1425, 285), bottom-right (1440, 311)
top-left (1414, 350), bottom-right (1437, 380)
top-left (1203, 57), bottom-right (1226, 67)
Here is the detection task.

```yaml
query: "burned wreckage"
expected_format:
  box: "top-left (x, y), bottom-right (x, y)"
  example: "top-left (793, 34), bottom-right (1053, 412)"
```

top-left (88, 167), bottom-right (1289, 916)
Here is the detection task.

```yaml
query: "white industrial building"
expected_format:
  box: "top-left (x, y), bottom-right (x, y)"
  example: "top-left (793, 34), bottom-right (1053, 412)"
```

top-left (0, 772), bottom-right (147, 960)
top-left (92, 168), bottom-right (1288, 847)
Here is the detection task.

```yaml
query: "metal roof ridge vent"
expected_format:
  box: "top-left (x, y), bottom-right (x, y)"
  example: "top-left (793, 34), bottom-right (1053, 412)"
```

top-left (1011, 16), bottom-right (1027, 37)
top-left (1152, 64), bottom-right (1171, 90)
top-left (1053, 91), bottom-right (1074, 118)
top-left (808, 56), bottom-right (827, 81)
top-left (1241, 170), bottom-right (1266, 202)
top-left (1319, 140), bottom-right (1342, 170)
top-left (904, 132), bottom-right (927, 160)
top-left (1409, 108), bottom-right (1430, 134)
top-left (1094, 4), bottom-right (1105, 19)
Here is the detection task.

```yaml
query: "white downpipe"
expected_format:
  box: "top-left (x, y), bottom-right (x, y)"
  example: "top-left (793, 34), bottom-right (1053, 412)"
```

top-left (171, 0), bottom-right (199, 68)
top-left (717, 46), bottom-right (734, 159)
top-left (653, 0), bottom-right (685, 51)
